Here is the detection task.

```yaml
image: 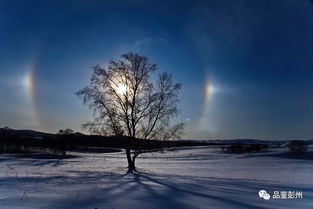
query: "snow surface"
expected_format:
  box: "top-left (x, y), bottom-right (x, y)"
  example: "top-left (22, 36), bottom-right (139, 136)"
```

top-left (0, 146), bottom-right (313, 209)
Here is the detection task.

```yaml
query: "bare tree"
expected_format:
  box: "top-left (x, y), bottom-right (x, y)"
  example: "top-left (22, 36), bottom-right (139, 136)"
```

top-left (76, 53), bottom-right (184, 171)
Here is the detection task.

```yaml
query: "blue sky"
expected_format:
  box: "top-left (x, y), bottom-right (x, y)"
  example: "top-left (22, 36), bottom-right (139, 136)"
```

top-left (1, 0), bottom-right (313, 140)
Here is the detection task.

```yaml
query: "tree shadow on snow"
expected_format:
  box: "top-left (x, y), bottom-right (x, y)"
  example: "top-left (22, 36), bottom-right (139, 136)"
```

top-left (35, 169), bottom-right (313, 209)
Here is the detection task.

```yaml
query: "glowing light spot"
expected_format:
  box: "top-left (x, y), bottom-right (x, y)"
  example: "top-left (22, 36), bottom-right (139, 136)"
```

top-left (204, 80), bottom-right (217, 108)
top-left (116, 83), bottom-right (127, 95)
top-left (20, 68), bottom-right (38, 127)
top-left (199, 74), bottom-right (221, 132)
top-left (22, 71), bottom-right (34, 95)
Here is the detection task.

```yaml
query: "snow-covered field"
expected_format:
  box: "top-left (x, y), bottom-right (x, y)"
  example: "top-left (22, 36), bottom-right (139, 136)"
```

top-left (1, 146), bottom-right (313, 209)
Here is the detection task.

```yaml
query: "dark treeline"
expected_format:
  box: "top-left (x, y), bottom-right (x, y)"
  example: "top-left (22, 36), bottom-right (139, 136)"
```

top-left (0, 128), bottom-right (205, 155)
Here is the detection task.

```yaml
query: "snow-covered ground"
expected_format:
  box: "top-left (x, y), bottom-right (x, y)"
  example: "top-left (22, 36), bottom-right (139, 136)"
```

top-left (0, 146), bottom-right (313, 209)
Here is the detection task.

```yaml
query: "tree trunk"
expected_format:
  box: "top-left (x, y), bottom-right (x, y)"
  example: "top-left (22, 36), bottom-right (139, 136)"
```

top-left (132, 154), bottom-right (137, 169)
top-left (126, 148), bottom-right (135, 172)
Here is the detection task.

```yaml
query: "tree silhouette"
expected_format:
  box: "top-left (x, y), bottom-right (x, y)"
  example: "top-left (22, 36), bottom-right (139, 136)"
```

top-left (77, 53), bottom-right (184, 171)
top-left (57, 128), bottom-right (74, 135)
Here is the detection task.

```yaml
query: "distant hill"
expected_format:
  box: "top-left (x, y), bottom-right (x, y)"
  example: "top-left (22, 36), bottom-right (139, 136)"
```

top-left (1, 127), bottom-right (313, 146)
top-left (0, 128), bottom-right (86, 138)
top-left (0, 128), bottom-right (55, 138)
top-left (182, 138), bottom-right (313, 146)
top-left (0, 128), bottom-right (203, 154)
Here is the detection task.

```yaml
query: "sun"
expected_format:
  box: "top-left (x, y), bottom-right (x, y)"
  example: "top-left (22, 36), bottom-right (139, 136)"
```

top-left (116, 83), bottom-right (127, 95)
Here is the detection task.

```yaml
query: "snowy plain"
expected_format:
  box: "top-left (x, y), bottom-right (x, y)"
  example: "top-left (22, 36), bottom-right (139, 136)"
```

top-left (0, 146), bottom-right (313, 209)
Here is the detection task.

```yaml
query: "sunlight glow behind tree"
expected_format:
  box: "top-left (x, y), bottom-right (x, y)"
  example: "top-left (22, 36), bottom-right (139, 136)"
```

top-left (76, 53), bottom-right (184, 171)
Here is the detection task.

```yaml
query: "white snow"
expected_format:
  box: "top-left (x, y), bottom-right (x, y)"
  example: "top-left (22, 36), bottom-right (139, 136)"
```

top-left (1, 146), bottom-right (313, 209)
